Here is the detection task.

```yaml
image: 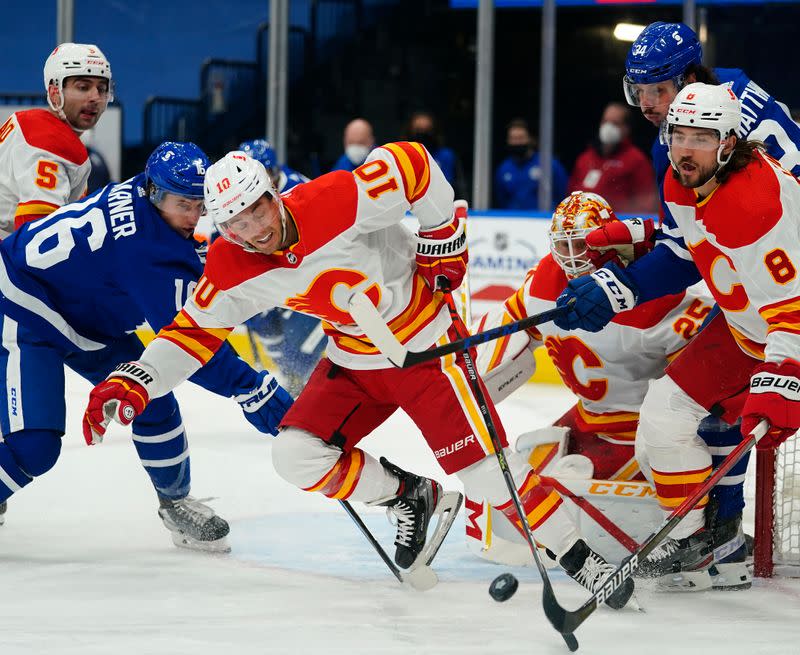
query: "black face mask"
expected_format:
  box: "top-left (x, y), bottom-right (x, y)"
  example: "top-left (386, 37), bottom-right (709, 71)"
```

top-left (507, 144), bottom-right (529, 160)
top-left (411, 130), bottom-right (436, 151)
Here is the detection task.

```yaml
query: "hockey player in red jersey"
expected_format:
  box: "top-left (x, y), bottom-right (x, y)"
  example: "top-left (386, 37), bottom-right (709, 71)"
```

top-left (0, 43), bottom-right (112, 238)
top-left (467, 191), bottom-right (752, 584)
top-left (555, 83), bottom-right (800, 590)
top-left (82, 144), bottom-right (634, 606)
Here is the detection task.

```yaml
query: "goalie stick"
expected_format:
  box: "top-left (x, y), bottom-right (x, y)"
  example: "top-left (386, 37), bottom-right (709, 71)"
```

top-left (347, 292), bottom-right (571, 369)
top-left (348, 286), bottom-right (579, 650)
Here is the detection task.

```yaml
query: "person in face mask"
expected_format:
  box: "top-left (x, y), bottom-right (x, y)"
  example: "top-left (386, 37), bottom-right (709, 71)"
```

top-left (494, 118), bottom-right (569, 210)
top-left (567, 103), bottom-right (658, 214)
top-left (330, 118), bottom-right (375, 172)
top-left (405, 111), bottom-right (463, 196)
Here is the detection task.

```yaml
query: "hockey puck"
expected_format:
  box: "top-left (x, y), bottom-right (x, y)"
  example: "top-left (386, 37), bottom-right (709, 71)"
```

top-left (489, 572), bottom-right (519, 602)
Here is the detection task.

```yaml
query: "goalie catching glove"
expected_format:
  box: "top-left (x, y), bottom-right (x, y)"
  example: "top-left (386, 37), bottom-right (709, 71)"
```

top-left (585, 217), bottom-right (657, 268)
top-left (415, 201), bottom-right (468, 291)
top-left (741, 359), bottom-right (800, 450)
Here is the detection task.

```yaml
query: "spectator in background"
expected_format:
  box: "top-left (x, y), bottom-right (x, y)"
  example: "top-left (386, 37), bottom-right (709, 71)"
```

top-left (494, 118), bottom-right (568, 210)
top-left (567, 102), bottom-right (657, 214)
top-left (331, 118), bottom-right (375, 172)
top-left (406, 111), bottom-right (464, 197)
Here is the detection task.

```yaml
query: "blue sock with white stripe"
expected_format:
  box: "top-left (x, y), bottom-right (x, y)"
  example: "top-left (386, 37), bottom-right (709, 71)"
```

top-left (697, 416), bottom-right (748, 521)
top-left (131, 393), bottom-right (191, 500)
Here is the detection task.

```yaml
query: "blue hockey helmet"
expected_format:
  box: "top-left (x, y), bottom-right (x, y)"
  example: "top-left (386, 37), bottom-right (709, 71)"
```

top-left (238, 139), bottom-right (279, 172)
top-left (624, 22), bottom-right (702, 105)
top-left (145, 141), bottom-right (210, 204)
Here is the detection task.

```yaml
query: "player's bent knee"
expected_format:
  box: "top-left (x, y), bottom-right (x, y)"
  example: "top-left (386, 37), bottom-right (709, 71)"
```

top-left (3, 429), bottom-right (63, 477)
top-left (639, 375), bottom-right (707, 449)
top-left (271, 428), bottom-right (344, 488)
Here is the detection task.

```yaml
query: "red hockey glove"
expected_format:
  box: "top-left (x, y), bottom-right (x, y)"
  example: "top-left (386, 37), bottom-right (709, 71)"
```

top-left (741, 359), bottom-right (800, 450)
top-left (82, 362), bottom-right (152, 445)
top-left (415, 203), bottom-right (468, 291)
top-left (585, 217), bottom-right (656, 268)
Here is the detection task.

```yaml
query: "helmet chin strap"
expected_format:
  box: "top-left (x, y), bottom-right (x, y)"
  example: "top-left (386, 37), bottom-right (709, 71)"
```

top-left (277, 203), bottom-right (288, 249)
top-left (48, 84), bottom-right (89, 133)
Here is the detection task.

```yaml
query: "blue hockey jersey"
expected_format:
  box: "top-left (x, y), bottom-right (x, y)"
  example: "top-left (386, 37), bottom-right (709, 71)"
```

top-left (0, 173), bottom-right (257, 396)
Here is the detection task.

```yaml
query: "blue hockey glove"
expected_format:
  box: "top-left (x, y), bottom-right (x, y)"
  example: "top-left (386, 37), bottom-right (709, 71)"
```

top-left (554, 262), bottom-right (639, 332)
top-left (235, 370), bottom-right (294, 436)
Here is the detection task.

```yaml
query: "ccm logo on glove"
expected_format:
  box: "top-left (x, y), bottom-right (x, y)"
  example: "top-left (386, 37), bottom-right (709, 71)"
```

top-left (591, 268), bottom-right (636, 312)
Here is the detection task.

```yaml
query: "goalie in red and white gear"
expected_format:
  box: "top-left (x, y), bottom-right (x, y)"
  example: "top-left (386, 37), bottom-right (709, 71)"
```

top-left (82, 147), bottom-right (635, 607)
top-left (468, 191), bottom-right (750, 587)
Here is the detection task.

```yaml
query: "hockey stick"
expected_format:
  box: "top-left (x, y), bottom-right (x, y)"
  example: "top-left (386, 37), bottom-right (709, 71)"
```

top-left (347, 292), bottom-right (571, 369)
top-left (548, 419), bottom-right (769, 637)
top-left (440, 290), bottom-right (579, 652)
top-left (348, 285), bottom-right (577, 648)
top-left (339, 499), bottom-right (438, 591)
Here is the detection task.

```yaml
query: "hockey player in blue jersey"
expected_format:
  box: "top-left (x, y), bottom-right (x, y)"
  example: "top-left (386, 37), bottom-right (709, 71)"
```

top-left (623, 21), bottom-right (800, 188)
top-left (0, 141), bottom-right (293, 549)
top-left (237, 139), bottom-right (326, 396)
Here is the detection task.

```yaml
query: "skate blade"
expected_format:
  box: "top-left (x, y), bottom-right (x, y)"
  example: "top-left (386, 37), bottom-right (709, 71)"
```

top-left (710, 563), bottom-right (752, 590)
top-left (400, 490), bottom-right (463, 590)
top-left (169, 531), bottom-right (231, 554)
top-left (657, 569), bottom-right (712, 592)
top-left (400, 565), bottom-right (439, 591)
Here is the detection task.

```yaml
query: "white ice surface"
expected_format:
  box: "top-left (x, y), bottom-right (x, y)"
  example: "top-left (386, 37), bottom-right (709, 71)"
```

top-left (1, 372), bottom-right (798, 655)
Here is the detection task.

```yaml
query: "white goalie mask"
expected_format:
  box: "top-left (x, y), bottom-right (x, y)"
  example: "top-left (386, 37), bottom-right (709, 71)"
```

top-left (204, 151), bottom-right (286, 252)
top-left (549, 191), bottom-right (618, 278)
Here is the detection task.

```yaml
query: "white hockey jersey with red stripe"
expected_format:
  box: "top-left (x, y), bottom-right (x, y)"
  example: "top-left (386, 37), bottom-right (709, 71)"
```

top-left (477, 254), bottom-right (714, 443)
top-left (0, 108), bottom-right (90, 238)
top-left (134, 142), bottom-right (456, 398)
top-left (663, 150), bottom-right (800, 363)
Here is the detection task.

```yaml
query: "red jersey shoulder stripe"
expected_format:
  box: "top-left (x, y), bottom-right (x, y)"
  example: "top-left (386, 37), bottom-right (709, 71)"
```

top-left (381, 142), bottom-right (431, 204)
top-left (528, 255), bottom-right (567, 302)
top-left (612, 291), bottom-right (686, 330)
top-left (696, 152), bottom-right (783, 249)
top-left (15, 109), bottom-right (88, 165)
top-left (281, 171), bottom-right (358, 254)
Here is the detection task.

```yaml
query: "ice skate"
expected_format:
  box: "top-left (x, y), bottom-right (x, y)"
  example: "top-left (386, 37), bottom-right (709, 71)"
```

top-left (641, 528), bottom-right (714, 591)
top-left (559, 539), bottom-right (635, 609)
top-left (158, 495), bottom-right (231, 553)
top-left (372, 457), bottom-right (462, 570)
top-left (0, 500), bottom-right (6, 526)
top-left (708, 513), bottom-right (751, 590)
